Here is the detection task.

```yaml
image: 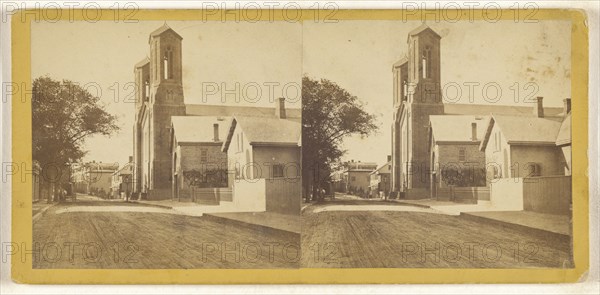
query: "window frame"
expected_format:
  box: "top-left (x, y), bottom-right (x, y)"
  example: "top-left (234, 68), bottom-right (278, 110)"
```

top-left (272, 164), bottom-right (285, 178)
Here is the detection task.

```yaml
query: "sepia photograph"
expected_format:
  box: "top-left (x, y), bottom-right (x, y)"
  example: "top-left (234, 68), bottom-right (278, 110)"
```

top-left (7, 5), bottom-right (592, 287)
top-left (30, 20), bottom-right (302, 269)
top-left (301, 20), bottom-right (573, 268)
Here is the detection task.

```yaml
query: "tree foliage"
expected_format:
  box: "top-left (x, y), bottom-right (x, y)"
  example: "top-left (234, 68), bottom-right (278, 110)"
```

top-left (441, 165), bottom-right (486, 187)
top-left (302, 76), bottom-right (378, 201)
top-left (182, 169), bottom-right (228, 188)
top-left (32, 76), bottom-right (120, 176)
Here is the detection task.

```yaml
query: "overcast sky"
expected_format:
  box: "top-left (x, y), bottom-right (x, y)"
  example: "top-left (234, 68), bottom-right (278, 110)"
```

top-left (32, 20), bottom-right (571, 167)
top-left (32, 21), bottom-right (303, 165)
top-left (303, 20), bottom-right (571, 165)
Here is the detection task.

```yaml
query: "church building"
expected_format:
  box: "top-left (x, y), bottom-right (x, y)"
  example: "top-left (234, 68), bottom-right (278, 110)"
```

top-left (132, 24), bottom-right (301, 201)
top-left (391, 24), bottom-right (565, 200)
top-left (391, 24), bottom-right (444, 199)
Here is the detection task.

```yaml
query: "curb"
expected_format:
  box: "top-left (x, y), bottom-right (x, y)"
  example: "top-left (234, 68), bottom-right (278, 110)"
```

top-left (131, 200), bottom-right (173, 209)
top-left (301, 203), bottom-right (313, 213)
top-left (385, 200), bottom-right (432, 209)
top-left (460, 212), bottom-right (571, 243)
top-left (32, 203), bottom-right (56, 223)
top-left (203, 214), bottom-right (300, 237)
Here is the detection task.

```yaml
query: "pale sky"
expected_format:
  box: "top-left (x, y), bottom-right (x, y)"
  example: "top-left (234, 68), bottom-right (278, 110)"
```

top-left (32, 20), bottom-right (571, 168)
top-left (302, 20), bottom-right (571, 166)
top-left (31, 21), bottom-right (302, 166)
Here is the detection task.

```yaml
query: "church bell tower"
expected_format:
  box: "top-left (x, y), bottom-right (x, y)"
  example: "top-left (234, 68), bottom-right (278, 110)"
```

top-left (392, 24), bottom-right (444, 199)
top-left (146, 24), bottom-right (186, 199)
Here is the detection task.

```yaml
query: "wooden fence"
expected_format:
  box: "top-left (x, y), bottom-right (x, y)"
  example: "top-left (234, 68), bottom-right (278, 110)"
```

top-left (265, 177), bottom-right (301, 215)
top-left (522, 175), bottom-right (571, 215)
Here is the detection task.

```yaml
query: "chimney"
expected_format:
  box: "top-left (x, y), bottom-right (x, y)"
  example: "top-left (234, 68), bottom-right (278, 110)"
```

top-left (275, 97), bottom-right (286, 119)
top-left (563, 98), bottom-right (571, 116)
top-left (471, 122), bottom-right (477, 141)
top-left (387, 155), bottom-right (392, 162)
top-left (129, 156), bottom-right (133, 163)
top-left (534, 96), bottom-right (544, 118)
top-left (213, 123), bottom-right (219, 141)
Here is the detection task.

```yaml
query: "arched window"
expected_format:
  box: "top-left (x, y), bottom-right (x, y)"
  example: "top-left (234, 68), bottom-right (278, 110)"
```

top-left (144, 80), bottom-right (149, 101)
top-left (427, 48), bottom-right (432, 78)
top-left (422, 54), bottom-right (427, 79)
top-left (163, 47), bottom-right (174, 80)
top-left (423, 47), bottom-right (432, 79)
top-left (413, 40), bottom-right (417, 78)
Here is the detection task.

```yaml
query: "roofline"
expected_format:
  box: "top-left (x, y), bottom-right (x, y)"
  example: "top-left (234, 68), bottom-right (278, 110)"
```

top-left (221, 118), bottom-right (237, 152)
top-left (479, 116), bottom-right (496, 151)
top-left (346, 169), bottom-right (375, 172)
top-left (392, 57), bottom-right (408, 71)
top-left (436, 141), bottom-right (481, 145)
top-left (407, 25), bottom-right (442, 43)
top-left (250, 142), bottom-right (300, 147)
top-left (506, 141), bottom-right (558, 146)
top-left (148, 25), bottom-right (183, 43)
top-left (178, 141), bottom-right (223, 146)
top-left (480, 114), bottom-right (566, 150)
top-left (134, 57), bottom-right (150, 69)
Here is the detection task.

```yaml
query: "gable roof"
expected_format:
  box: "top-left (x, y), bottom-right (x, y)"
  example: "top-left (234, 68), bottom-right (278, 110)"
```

top-left (392, 56), bottom-right (408, 70)
top-left (114, 162), bottom-right (134, 176)
top-left (555, 113), bottom-right (571, 146)
top-left (479, 114), bottom-right (564, 150)
top-left (186, 104), bottom-right (301, 118)
top-left (134, 57), bottom-right (150, 69)
top-left (430, 115), bottom-right (487, 143)
top-left (148, 24), bottom-right (183, 43)
top-left (171, 116), bottom-right (229, 144)
top-left (370, 162), bottom-right (391, 175)
top-left (407, 24), bottom-right (441, 42)
top-left (222, 116), bottom-right (301, 152)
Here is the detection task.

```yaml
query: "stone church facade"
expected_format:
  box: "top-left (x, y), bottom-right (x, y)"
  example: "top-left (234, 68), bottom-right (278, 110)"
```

top-left (132, 24), bottom-right (300, 201)
top-left (133, 25), bottom-right (186, 200)
top-left (390, 24), bottom-right (566, 200)
top-left (391, 25), bottom-right (444, 199)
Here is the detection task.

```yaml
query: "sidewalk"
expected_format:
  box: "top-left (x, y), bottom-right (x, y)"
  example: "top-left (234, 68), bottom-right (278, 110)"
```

top-left (204, 212), bottom-right (300, 235)
top-left (461, 211), bottom-right (571, 240)
top-left (32, 201), bottom-right (55, 222)
top-left (392, 198), bottom-right (571, 240)
top-left (134, 199), bottom-right (299, 234)
top-left (389, 198), bottom-right (458, 209)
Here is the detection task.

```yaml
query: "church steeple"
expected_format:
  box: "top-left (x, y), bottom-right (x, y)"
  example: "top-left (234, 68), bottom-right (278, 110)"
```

top-left (133, 24), bottom-right (187, 200)
top-left (148, 23), bottom-right (184, 105)
top-left (407, 24), bottom-right (442, 104)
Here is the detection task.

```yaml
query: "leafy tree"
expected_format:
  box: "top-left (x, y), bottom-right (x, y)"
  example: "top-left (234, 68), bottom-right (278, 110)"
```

top-left (302, 76), bottom-right (377, 201)
top-left (441, 165), bottom-right (487, 187)
top-left (181, 169), bottom-right (228, 203)
top-left (32, 76), bottom-right (120, 201)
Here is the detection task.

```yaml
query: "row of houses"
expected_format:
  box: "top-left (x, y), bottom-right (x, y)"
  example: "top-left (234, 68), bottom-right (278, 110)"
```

top-left (331, 160), bottom-right (391, 198)
top-left (428, 98), bottom-right (571, 207)
top-left (70, 161), bottom-right (134, 199)
top-left (332, 95), bottom-right (571, 215)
